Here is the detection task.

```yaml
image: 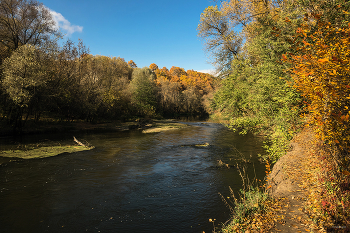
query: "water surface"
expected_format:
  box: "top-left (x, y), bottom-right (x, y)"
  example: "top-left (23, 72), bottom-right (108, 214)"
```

top-left (0, 122), bottom-right (265, 233)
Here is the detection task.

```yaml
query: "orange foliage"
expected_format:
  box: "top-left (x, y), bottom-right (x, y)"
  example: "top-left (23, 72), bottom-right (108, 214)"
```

top-left (149, 63), bottom-right (158, 72)
top-left (284, 19), bottom-right (350, 153)
top-left (170, 66), bottom-right (186, 77)
top-left (127, 60), bottom-right (137, 68)
top-left (151, 65), bottom-right (215, 94)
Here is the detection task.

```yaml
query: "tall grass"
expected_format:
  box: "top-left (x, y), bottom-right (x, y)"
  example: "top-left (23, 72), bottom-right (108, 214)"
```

top-left (218, 163), bottom-right (273, 232)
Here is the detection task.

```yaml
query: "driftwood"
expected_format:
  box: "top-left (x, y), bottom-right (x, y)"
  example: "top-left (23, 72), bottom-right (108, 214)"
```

top-left (73, 136), bottom-right (88, 147)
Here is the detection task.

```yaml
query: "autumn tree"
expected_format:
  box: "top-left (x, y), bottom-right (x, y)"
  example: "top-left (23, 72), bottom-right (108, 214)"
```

top-left (76, 54), bottom-right (132, 121)
top-left (198, 0), bottom-right (296, 76)
top-left (169, 66), bottom-right (186, 77)
top-left (152, 64), bottom-right (217, 117)
top-left (154, 66), bottom-right (171, 86)
top-left (128, 60), bottom-right (137, 68)
top-left (206, 0), bottom-right (304, 161)
top-left (149, 63), bottom-right (158, 72)
top-left (157, 79), bottom-right (182, 116)
top-left (284, 16), bottom-right (350, 163)
top-left (182, 87), bottom-right (202, 114)
top-left (291, 0), bottom-right (350, 27)
top-left (0, 0), bottom-right (58, 53)
top-left (280, 8), bottom-right (350, 226)
top-left (1, 44), bottom-right (48, 129)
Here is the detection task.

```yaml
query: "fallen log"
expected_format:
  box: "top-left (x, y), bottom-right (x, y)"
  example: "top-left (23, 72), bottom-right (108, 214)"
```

top-left (73, 136), bottom-right (88, 147)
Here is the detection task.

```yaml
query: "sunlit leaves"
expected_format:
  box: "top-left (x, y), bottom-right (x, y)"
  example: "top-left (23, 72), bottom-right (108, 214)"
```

top-left (285, 18), bottom-right (350, 153)
top-left (128, 60), bottom-right (137, 68)
top-left (149, 63), bottom-right (158, 72)
top-left (150, 64), bottom-right (217, 116)
top-left (2, 44), bottom-right (45, 106)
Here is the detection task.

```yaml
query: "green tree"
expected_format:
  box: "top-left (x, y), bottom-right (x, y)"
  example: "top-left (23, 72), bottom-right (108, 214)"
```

top-left (1, 44), bottom-right (47, 129)
top-left (197, 5), bottom-right (242, 75)
top-left (0, 0), bottom-right (59, 127)
top-left (79, 55), bottom-right (132, 121)
top-left (207, 0), bottom-right (304, 162)
top-left (130, 67), bottom-right (157, 117)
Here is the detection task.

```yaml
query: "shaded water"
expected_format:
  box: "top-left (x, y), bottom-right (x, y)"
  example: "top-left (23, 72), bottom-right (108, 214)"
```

top-left (0, 122), bottom-right (265, 233)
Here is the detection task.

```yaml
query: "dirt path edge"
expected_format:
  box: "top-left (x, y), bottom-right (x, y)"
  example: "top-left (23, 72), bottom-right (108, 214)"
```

top-left (268, 135), bottom-right (316, 232)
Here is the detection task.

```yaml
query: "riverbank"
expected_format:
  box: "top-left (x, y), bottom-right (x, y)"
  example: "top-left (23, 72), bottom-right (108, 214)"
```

top-left (220, 128), bottom-right (350, 232)
top-left (267, 128), bottom-right (317, 232)
top-left (0, 145), bottom-right (92, 160)
top-left (0, 119), bottom-right (189, 136)
top-left (219, 128), bottom-right (314, 232)
top-left (0, 119), bottom-right (189, 160)
top-left (268, 128), bottom-right (349, 232)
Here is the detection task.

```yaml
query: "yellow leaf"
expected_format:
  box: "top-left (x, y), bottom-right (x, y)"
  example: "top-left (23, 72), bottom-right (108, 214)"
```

top-left (342, 170), bottom-right (350, 176)
top-left (329, 70), bottom-right (337, 75)
top-left (318, 58), bottom-right (329, 63)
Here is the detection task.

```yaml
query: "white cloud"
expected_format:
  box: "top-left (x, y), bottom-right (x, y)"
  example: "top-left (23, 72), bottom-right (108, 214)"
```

top-left (48, 8), bottom-right (83, 36)
top-left (198, 69), bottom-right (218, 76)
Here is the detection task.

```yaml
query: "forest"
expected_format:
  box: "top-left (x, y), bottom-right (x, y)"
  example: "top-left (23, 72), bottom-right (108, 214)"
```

top-left (0, 0), bottom-right (218, 133)
top-left (1, 0), bottom-right (350, 231)
top-left (198, 0), bottom-right (350, 231)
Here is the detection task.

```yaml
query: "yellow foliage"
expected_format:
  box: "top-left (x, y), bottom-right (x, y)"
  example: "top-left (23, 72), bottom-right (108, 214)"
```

top-left (285, 19), bottom-right (350, 156)
top-left (153, 65), bottom-right (215, 94)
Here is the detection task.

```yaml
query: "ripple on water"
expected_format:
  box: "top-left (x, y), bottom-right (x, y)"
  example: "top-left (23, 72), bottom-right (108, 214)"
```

top-left (0, 122), bottom-right (265, 233)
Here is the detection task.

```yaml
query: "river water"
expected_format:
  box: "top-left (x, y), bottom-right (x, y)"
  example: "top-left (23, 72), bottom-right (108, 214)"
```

top-left (0, 122), bottom-right (265, 233)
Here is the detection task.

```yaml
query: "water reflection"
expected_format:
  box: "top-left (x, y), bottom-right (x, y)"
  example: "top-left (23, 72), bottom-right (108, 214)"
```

top-left (0, 122), bottom-right (265, 233)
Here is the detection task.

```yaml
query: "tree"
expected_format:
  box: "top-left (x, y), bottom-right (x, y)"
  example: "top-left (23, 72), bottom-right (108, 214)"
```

top-left (207, 0), bottom-right (304, 161)
top-left (197, 0), bottom-right (289, 76)
top-left (130, 67), bottom-right (157, 117)
top-left (284, 17), bottom-right (350, 160)
top-left (152, 64), bottom-right (218, 117)
top-left (81, 55), bottom-right (132, 120)
top-left (2, 44), bottom-right (45, 105)
top-left (0, 0), bottom-right (58, 52)
top-left (170, 66), bottom-right (186, 77)
top-left (291, 0), bottom-right (350, 27)
top-left (128, 60), bottom-right (137, 68)
top-left (197, 5), bottom-right (242, 75)
top-left (0, 0), bottom-right (59, 124)
top-left (182, 87), bottom-right (202, 114)
top-left (1, 44), bottom-right (47, 129)
top-left (149, 63), bottom-right (158, 72)
top-left (158, 79), bottom-right (182, 116)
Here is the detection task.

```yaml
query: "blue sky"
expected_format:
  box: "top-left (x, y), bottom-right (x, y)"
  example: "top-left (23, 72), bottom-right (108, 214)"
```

top-left (39, 0), bottom-right (217, 73)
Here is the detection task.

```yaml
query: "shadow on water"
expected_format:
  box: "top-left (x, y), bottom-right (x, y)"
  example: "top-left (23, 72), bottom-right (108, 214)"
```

top-left (0, 122), bottom-right (265, 233)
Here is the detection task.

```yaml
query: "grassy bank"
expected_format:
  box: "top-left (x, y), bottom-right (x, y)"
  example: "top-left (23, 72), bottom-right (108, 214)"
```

top-left (0, 145), bottom-right (92, 159)
top-left (142, 121), bottom-right (189, 133)
top-left (218, 128), bottom-right (350, 232)
top-left (0, 118), bottom-right (190, 136)
top-left (0, 119), bottom-right (189, 161)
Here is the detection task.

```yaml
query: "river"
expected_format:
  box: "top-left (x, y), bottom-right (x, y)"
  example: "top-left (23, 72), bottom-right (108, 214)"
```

top-left (0, 122), bottom-right (265, 233)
